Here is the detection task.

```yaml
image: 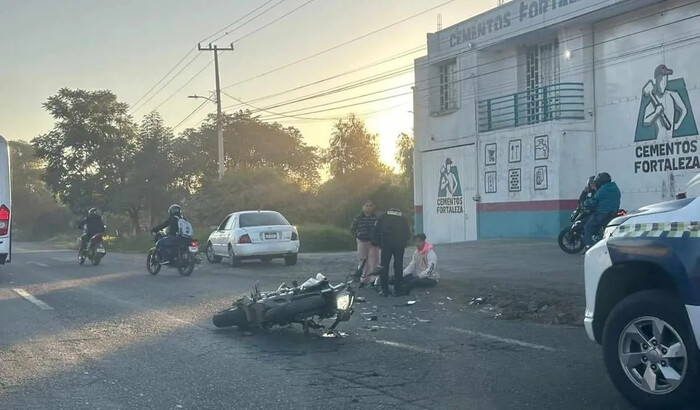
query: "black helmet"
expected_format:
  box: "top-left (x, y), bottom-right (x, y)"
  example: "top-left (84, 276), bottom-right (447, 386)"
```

top-left (594, 172), bottom-right (612, 186)
top-left (587, 176), bottom-right (595, 186)
top-left (168, 204), bottom-right (182, 216)
top-left (88, 208), bottom-right (98, 215)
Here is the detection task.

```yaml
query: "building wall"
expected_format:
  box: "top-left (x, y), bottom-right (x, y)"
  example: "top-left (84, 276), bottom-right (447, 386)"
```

top-left (593, 0), bottom-right (700, 211)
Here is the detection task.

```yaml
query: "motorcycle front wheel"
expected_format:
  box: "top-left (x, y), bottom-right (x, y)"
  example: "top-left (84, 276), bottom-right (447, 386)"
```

top-left (146, 249), bottom-right (161, 275)
top-left (78, 253), bottom-right (86, 265)
top-left (213, 306), bottom-right (249, 328)
top-left (177, 249), bottom-right (195, 277)
top-left (558, 227), bottom-right (585, 254)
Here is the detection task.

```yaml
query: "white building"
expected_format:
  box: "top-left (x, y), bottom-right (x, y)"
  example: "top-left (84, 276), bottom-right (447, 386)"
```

top-left (413, 0), bottom-right (700, 244)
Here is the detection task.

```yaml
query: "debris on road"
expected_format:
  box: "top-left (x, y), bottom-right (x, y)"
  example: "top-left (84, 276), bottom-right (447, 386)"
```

top-left (416, 317), bottom-right (432, 323)
top-left (355, 296), bottom-right (366, 303)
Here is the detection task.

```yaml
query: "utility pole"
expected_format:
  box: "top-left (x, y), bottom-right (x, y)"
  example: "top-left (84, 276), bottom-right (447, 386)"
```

top-left (198, 43), bottom-right (234, 180)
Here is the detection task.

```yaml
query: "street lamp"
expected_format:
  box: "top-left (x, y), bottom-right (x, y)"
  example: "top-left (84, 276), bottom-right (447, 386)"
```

top-left (188, 94), bottom-right (224, 180)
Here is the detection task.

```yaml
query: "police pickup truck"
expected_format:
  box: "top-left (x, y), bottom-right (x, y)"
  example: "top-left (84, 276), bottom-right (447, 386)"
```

top-left (584, 179), bottom-right (700, 409)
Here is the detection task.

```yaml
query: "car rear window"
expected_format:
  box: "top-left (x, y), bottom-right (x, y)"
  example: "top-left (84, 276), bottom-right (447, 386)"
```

top-left (239, 212), bottom-right (289, 228)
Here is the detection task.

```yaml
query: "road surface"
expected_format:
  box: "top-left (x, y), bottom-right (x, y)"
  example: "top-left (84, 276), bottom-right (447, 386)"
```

top-left (0, 243), bottom-right (633, 409)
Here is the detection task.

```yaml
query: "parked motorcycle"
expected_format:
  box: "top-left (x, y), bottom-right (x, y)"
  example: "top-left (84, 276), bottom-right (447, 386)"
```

top-left (78, 233), bottom-right (106, 266)
top-left (212, 261), bottom-right (364, 336)
top-left (558, 207), bottom-right (627, 254)
top-left (146, 231), bottom-right (200, 276)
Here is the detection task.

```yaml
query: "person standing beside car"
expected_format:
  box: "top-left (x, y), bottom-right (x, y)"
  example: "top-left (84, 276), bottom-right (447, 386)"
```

top-left (374, 207), bottom-right (411, 297)
top-left (351, 201), bottom-right (379, 284)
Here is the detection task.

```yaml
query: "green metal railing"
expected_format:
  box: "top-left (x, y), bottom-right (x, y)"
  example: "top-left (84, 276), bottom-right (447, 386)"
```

top-left (478, 83), bottom-right (585, 132)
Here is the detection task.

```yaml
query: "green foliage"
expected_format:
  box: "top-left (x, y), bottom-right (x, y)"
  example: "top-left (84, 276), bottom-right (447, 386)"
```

top-left (297, 224), bottom-right (356, 253)
top-left (396, 132), bottom-right (414, 180)
top-left (9, 141), bottom-right (72, 240)
top-left (325, 114), bottom-right (385, 178)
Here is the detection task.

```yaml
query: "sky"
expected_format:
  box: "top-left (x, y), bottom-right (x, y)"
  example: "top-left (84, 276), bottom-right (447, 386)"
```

top-left (0, 0), bottom-right (493, 169)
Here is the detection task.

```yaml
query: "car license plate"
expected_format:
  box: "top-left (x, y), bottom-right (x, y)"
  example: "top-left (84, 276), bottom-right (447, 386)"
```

top-left (264, 232), bottom-right (278, 240)
top-left (97, 247), bottom-right (106, 253)
top-left (189, 246), bottom-right (199, 253)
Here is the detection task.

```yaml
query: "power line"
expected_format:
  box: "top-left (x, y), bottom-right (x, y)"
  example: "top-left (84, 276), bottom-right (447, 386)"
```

top-left (221, 0), bottom-right (458, 90)
top-left (206, 0), bottom-right (282, 44)
top-left (152, 59), bottom-right (215, 112)
top-left (172, 99), bottom-right (210, 131)
top-left (231, 0), bottom-right (316, 44)
top-left (222, 91), bottom-right (333, 120)
top-left (131, 53), bottom-right (203, 114)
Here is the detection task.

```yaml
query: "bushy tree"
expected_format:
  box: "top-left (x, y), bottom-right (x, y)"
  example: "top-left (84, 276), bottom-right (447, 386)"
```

top-left (325, 114), bottom-right (384, 177)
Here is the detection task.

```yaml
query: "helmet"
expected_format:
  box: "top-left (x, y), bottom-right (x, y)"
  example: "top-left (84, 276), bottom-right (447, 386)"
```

top-left (586, 176), bottom-right (595, 186)
top-left (168, 204), bottom-right (182, 216)
top-left (594, 172), bottom-right (612, 186)
top-left (88, 208), bottom-right (98, 215)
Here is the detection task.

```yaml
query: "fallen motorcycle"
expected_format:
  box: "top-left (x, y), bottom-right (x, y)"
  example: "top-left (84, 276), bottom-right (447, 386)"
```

top-left (146, 231), bottom-right (200, 276)
top-left (213, 261), bottom-right (364, 336)
top-left (558, 207), bottom-right (627, 254)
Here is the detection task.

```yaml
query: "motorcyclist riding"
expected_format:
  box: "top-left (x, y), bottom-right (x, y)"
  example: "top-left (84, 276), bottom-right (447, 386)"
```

top-left (151, 204), bottom-right (186, 263)
top-left (583, 172), bottom-right (621, 249)
top-left (78, 208), bottom-right (105, 252)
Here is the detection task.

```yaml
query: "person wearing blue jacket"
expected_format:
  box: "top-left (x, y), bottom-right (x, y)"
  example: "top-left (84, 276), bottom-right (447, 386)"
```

top-left (583, 172), bottom-right (621, 248)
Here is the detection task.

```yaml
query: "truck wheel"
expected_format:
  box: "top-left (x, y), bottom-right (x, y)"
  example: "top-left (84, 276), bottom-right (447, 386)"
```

top-left (602, 290), bottom-right (698, 409)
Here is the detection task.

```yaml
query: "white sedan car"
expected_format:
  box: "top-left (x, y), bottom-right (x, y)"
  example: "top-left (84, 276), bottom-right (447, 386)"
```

top-left (205, 210), bottom-right (299, 267)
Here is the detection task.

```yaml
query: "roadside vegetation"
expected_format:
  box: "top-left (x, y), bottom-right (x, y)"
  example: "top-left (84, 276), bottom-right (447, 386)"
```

top-left (11, 88), bottom-right (414, 253)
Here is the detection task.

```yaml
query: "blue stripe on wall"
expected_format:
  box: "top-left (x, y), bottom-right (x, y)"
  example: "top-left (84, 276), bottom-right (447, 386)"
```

top-left (478, 210), bottom-right (571, 239)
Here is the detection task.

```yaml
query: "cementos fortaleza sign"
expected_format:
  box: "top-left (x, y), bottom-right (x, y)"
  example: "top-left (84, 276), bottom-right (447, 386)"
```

top-left (447, 0), bottom-right (597, 49)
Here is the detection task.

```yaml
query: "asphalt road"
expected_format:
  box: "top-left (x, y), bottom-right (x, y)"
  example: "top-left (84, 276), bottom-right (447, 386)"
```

top-left (0, 243), bottom-right (634, 410)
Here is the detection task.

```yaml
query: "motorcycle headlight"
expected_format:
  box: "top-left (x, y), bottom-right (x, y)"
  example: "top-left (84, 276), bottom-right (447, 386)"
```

top-left (336, 293), bottom-right (352, 311)
top-left (603, 225), bottom-right (619, 239)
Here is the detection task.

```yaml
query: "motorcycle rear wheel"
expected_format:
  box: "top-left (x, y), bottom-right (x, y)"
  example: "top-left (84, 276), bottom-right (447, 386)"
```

top-left (213, 306), bottom-right (249, 328)
top-left (264, 294), bottom-right (326, 324)
top-left (558, 227), bottom-right (585, 254)
top-left (91, 252), bottom-right (103, 266)
top-left (177, 249), bottom-right (195, 276)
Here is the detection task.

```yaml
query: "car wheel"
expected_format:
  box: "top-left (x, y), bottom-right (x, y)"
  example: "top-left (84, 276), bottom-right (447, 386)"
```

top-left (602, 290), bottom-right (698, 409)
top-left (228, 246), bottom-right (242, 268)
top-left (206, 242), bottom-right (222, 263)
top-left (284, 254), bottom-right (298, 266)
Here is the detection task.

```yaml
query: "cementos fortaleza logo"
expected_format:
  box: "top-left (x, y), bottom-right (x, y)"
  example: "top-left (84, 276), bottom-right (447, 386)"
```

top-left (437, 158), bottom-right (464, 214)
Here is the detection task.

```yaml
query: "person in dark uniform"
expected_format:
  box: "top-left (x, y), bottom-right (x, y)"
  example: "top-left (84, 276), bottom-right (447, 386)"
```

top-left (373, 208), bottom-right (411, 297)
top-left (78, 208), bottom-right (105, 252)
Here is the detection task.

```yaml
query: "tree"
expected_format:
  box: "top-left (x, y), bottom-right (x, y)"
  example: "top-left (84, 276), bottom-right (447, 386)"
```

top-left (32, 88), bottom-right (137, 217)
top-left (175, 110), bottom-right (321, 191)
top-left (9, 141), bottom-right (71, 240)
top-left (395, 132), bottom-right (414, 184)
top-left (325, 114), bottom-right (383, 178)
top-left (124, 111), bottom-right (177, 228)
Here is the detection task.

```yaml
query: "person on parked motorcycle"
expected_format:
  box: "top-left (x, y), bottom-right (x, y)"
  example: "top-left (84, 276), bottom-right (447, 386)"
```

top-left (78, 208), bottom-right (105, 252)
top-left (583, 172), bottom-right (621, 248)
top-left (579, 176), bottom-right (597, 207)
top-left (151, 204), bottom-right (185, 263)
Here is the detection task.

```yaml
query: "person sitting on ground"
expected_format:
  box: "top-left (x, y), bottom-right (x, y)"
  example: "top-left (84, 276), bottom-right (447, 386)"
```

top-left (396, 233), bottom-right (438, 296)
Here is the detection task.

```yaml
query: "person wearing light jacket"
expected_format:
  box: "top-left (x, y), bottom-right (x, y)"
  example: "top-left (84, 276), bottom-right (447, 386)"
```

top-left (397, 233), bottom-right (438, 296)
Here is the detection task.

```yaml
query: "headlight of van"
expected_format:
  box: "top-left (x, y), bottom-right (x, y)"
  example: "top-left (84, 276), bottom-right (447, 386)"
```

top-left (336, 291), bottom-right (352, 311)
top-left (603, 225), bottom-right (619, 239)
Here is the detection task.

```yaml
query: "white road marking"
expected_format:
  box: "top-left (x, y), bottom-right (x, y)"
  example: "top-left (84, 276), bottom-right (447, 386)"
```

top-left (374, 340), bottom-right (440, 355)
top-left (447, 326), bottom-right (556, 352)
top-left (26, 261), bottom-right (49, 268)
top-left (14, 249), bottom-right (71, 254)
top-left (12, 288), bottom-right (53, 310)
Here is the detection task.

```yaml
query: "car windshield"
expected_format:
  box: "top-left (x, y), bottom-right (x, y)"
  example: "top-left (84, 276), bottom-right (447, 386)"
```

top-left (239, 212), bottom-right (289, 228)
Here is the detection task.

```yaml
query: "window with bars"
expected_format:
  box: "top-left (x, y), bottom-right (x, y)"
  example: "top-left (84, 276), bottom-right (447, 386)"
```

top-left (526, 40), bottom-right (560, 123)
top-left (437, 59), bottom-right (459, 113)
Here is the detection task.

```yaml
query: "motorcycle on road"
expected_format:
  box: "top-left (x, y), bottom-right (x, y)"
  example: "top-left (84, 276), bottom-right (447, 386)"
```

top-left (78, 233), bottom-right (106, 266)
top-left (146, 231), bottom-right (200, 276)
top-left (212, 261), bottom-right (364, 336)
top-left (558, 207), bottom-right (627, 254)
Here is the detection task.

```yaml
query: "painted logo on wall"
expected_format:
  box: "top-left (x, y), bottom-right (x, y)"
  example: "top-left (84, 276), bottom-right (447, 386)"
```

top-left (437, 158), bottom-right (464, 214)
top-left (634, 64), bottom-right (700, 174)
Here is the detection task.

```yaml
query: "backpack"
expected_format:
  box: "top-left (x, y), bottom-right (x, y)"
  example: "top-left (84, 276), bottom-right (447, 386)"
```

top-left (177, 216), bottom-right (194, 238)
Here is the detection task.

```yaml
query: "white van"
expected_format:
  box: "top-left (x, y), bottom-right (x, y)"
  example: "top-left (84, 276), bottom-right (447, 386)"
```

top-left (0, 136), bottom-right (11, 264)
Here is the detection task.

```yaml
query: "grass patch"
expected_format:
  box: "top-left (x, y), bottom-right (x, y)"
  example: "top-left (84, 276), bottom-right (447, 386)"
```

top-left (298, 224), bottom-right (355, 253)
top-left (105, 233), bottom-right (155, 254)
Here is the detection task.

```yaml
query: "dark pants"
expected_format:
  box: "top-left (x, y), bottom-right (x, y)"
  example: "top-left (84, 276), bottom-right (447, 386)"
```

top-left (80, 232), bottom-right (99, 251)
top-left (401, 274), bottom-right (437, 294)
top-left (156, 236), bottom-right (180, 262)
top-left (379, 244), bottom-right (405, 293)
top-left (584, 211), bottom-right (611, 247)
